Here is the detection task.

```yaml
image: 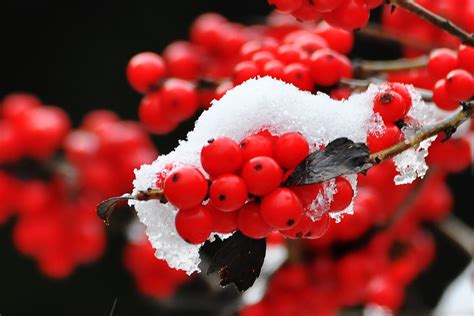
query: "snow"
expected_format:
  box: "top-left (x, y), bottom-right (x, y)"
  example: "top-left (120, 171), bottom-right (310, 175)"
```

top-left (131, 77), bottom-right (435, 274)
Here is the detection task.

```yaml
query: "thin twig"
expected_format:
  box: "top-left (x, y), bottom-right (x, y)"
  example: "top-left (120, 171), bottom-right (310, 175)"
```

top-left (355, 55), bottom-right (428, 74)
top-left (389, 0), bottom-right (474, 46)
top-left (369, 100), bottom-right (474, 165)
top-left (436, 215), bottom-right (474, 258)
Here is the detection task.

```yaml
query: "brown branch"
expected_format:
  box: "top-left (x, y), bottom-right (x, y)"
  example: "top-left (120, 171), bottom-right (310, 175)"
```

top-left (389, 0), bottom-right (474, 46)
top-left (369, 100), bottom-right (474, 165)
top-left (436, 215), bottom-right (474, 258)
top-left (355, 55), bottom-right (428, 74)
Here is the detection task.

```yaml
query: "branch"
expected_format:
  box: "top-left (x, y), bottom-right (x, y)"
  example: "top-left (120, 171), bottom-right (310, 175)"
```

top-left (355, 55), bottom-right (428, 74)
top-left (369, 100), bottom-right (474, 165)
top-left (388, 0), bottom-right (474, 46)
top-left (436, 215), bottom-right (474, 258)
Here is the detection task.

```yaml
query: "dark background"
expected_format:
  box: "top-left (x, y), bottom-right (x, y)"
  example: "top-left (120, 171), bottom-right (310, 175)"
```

top-left (0, 1), bottom-right (473, 315)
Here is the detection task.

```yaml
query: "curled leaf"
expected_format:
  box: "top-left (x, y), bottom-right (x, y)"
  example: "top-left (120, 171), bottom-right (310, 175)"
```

top-left (286, 137), bottom-right (372, 186)
top-left (96, 195), bottom-right (132, 225)
top-left (207, 232), bottom-right (266, 292)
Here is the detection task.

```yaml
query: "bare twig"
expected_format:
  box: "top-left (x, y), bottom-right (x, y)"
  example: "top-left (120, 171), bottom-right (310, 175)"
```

top-left (436, 215), bottom-right (474, 258)
top-left (355, 55), bottom-right (428, 74)
top-left (369, 100), bottom-right (474, 165)
top-left (389, 0), bottom-right (474, 46)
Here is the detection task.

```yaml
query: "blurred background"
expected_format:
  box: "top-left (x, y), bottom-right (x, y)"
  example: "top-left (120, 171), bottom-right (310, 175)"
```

top-left (0, 1), bottom-right (472, 315)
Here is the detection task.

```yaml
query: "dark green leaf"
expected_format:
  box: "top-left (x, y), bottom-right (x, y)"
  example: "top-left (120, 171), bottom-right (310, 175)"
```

top-left (96, 196), bottom-right (132, 225)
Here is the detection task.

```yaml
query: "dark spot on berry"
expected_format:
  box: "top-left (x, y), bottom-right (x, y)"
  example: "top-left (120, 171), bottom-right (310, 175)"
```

top-left (287, 219), bottom-right (295, 226)
top-left (308, 0), bottom-right (314, 4)
top-left (240, 141), bottom-right (247, 148)
top-left (294, 72), bottom-right (302, 79)
top-left (296, 232), bottom-right (303, 238)
top-left (172, 173), bottom-right (180, 182)
top-left (207, 138), bottom-right (215, 143)
top-left (171, 98), bottom-right (180, 108)
top-left (380, 92), bottom-right (394, 104)
top-left (219, 194), bottom-right (226, 201)
top-left (254, 163), bottom-right (263, 171)
top-left (305, 232), bottom-right (312, 237)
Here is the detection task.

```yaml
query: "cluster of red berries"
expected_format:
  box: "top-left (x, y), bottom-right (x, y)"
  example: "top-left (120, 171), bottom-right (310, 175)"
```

top-left (383, 0), bottom-right (474, 56)
top-left (240, 157), bottom-right (455, 315)
top-left (0, 93), bottom-right (159, 278)
top-left (268, 0), bottom-right (383, 30)
top-left (0, 93), bottom-right (70, 163)
top-left (127, 12), bottom-right (356, 135)
top-left (428, 46), bottom-right (474, 111)
top-left (367, 83), bottom-right (413, 153)
top-left (158, 132), bottom-right (355, 244)
top-left (124, 237), bottom-right (190, 298)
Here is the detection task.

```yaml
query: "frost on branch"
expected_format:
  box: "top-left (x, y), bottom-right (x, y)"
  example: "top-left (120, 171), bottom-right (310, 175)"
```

top-left (131, 77), bottom-right (435, 274)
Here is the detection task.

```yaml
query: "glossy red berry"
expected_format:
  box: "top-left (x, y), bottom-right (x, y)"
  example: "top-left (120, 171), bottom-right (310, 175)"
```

top-left (432, 79), bottom-right (460, 111)
top-left (283, 63), bottom-right (313, 91)
top-left (290, 183), bottom-right (324, 211)
top-left (310, 49), bottom-right (351, 86)
top-left (373, 90), bottom-right (408, 123)
top-left (175, 205), bottom-right (213, 244)
top-left (385, 82), bottom-right (412, 111)
top-left (445, 69), bottom-right (474, 101)
top-left (274, 132), bottom-right (309, 169)
top-left (324, 0), bottom-right (370, 31)
top-left (209, 174), bottom-right (248, 212)
top-left (138, 92), bottom-right (177, 134)
top-left (457, 44), bottom-right (474, 74)
top-left (261, 188), bottom-right (303, 230)
top-left (367, 124), bottom-right (403, 153)
top-left (280, 214), bottom-right (313, 239)
top-left (330, 177), bottom-right (354, 212)
top-left (305, 213), bottom-right (330, 239)
top-left (127, 52), bottom-right (166, 93)
top-left (162, 41), bottom-right (201, 80)
top-left (207, 204), bottom-right (238, 234)
top-left (312, 0), bottom-right (344, 12)
top-left (160, 79), bottom-right (199, 122)
top-left (164, 166), bottom-right (208, 209)
top-left (241, 156), bottom-right (283, 196)
top-left (427, 48), bottom-right (458, 79)
top-left (234, 61), bottom-right (260, 85)
top-left (237, 202), bottom-right (273, 239)
top-left (201, 137), bottom-right (243, 177)
top-left (240, 134), bottom-right (274, 162)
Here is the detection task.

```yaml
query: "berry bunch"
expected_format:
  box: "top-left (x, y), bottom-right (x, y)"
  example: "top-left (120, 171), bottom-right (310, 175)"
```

top-left (268, 0), bottom-right (383, 30)
top-left (0, 94), bottom-right (158, 278)
top-left (158, 132), bottom-right (355, 244)
top-left (124, 237), bottom-right (190, 298)
top-left (383, 0), bottom-right (474, 56)
top-left (127, 12), bottom-right (356, 135)
top-left (428, 46), bottom-right (474, 111)
top-left (240, 158), bottom-right (454, 315)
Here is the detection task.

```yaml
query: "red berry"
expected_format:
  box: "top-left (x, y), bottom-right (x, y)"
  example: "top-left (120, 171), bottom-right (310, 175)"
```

top-left (207, 204), bottom-right (238, 234)
top-left (367, 124), bottom-right (402, 153)
top-left (209, 174), bottom-right (248, 212)
top-left (138, 92), bottom-right (177, 134)
top-left (163, 41), bottom-right (201, 80)
top-left (330, 177), bottom-right (354, 212)
top-left (305, 213), bottom-right (330, 239)
top-left (385, 82), bottom-right (413, 111)
top-left (373, 90), bottom-right (408, 123)
top-left (175, 205), bottom-right (213, 244)
top-left (291, 1), bottom-right (322, 21)
top-left (290, 183), bottom-right (324, 210)
top-left (164, 166), bottom-right (208, 209)
top-left (310, 49), bottom-right (351, 86)
top-left (237, 202), bottom-right (273, 239)
top-left (241, 156), bottom-right (283, 196)
top-left (280, 214), bottom-right (313, 239)
top-left (234, 61), bottom-right (260, 85)
top-left (1, 93), bottom-right (41, 122)
top-left (240, 135), bottom-right (274, 162)
top-left (127, 52), bottom-right (166, 93)
top-left (312, 0), bottom-right (344, 12)
top-left (324, 0), bottom-right (370, 31)
top-left (427, 48), bottom-right (458, 79)
top-left (274, 132), bottom-right (309, 169)
top-left (261, 188), bottom-right (303, 230)
top-left (445, 69), bottom-right (474, 101)
top-left (314, 23), bottom-right (354, 55)
top-left (201, 137), bottom-right (243, 177)
top-left (160, 79), bottom-right (199, 123)
top-left (366, 277), bottom-right (404, 311)
top-left (432, 79), bottom-right (460, 111)
top-left (283, 63), bottom-right (314, 91)
top-left (263, 60), bottom-right (285, 80)
top-left (457, 44), bottom-right (474, 74)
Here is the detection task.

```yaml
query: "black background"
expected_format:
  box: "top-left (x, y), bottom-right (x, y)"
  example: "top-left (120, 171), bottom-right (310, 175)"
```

top-left (0, 1), bottom-right (473, 315)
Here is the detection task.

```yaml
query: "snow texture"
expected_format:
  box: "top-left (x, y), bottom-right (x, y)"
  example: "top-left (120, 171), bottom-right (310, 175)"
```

top-left (131, 77), bottom-right (435, 273)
